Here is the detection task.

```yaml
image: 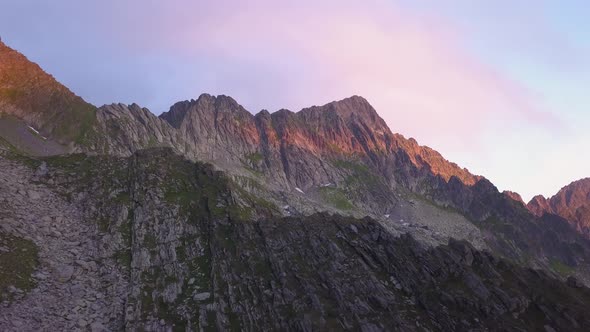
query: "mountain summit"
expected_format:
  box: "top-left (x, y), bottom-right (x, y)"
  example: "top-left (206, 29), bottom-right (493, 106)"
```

top-left (0, 41), bottom-right (96, 144)
top-left (528, 178), bottom-right (590, 237)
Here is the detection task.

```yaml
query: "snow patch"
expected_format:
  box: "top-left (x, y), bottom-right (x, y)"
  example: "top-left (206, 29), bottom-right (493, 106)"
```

top-left (27, 126), bottom-right (40, 134)
top-left (28, 126), bottom-right (47, 140)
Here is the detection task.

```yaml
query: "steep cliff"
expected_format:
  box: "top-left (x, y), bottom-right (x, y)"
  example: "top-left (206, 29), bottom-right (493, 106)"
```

top-left (0, 41), bottom-right (97, 145)
top-left (528, 179), bottom-right (590, 238)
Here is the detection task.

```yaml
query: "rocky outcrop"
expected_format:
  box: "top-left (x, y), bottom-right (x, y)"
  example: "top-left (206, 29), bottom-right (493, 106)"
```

top-left (528, 195), bottom-right (552, 217)
top-left (0, 155), bottom-right (128, 331)
top-left (504, 190), bottom-right (525, 205)
top-left (0, 41), bottom-right (97, 145)
top-left (90, 103), bottom-right (180, 155)
top-left (527, 179), bottom-right (590, 238)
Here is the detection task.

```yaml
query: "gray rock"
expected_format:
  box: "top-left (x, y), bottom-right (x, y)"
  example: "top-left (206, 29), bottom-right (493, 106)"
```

top-left (55, 265), bottom-right (75, 283)
top-left (34, 162), bottom-right (48, 177)
top-left (27, 190), bottom-right (41, 200)
top-left (90, 322), bottom-right (106, 332)
top-left (78, 319), bottom-right (88, 327)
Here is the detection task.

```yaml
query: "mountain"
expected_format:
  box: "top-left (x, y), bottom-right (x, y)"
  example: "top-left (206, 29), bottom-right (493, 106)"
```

top-left (528, 178), bottom-right (590, 237)
top-left (504, 190), bottom-right (525, 205)
top-left (93, 93), bottom-right (479, 186)
top-left (1, 149), bottom-right (589, 331)
top-left (90, 95), bottom-right (486, 231)
top-left (2, 40), bottom-right (590, 275)
top-left (62, 93), bottom-right (586, 286)
top-left (0, 41), bottom-right (97, 146)
top-left (2, 41), bottom-right (590, 331)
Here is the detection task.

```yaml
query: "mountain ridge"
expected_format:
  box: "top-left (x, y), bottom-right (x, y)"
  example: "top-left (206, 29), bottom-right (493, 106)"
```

top-left (2, 40), bottom-right (590, 267)
top-left (3, 39), bottom-right (590, 331)
top-left (527, 178), bottom-right (590, 238)
top-left (0, 40), bottom-right (97, 145)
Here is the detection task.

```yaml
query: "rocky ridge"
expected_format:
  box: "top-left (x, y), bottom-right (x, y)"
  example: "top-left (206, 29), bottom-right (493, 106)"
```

top-left (2, 39), bottom-right (590, 282)
top-left (527, 178), bottom-right (590, 238)
top-left (1, 148), bottom-right (590, 331)
top-left (0, 40), bottom-right (97, 145)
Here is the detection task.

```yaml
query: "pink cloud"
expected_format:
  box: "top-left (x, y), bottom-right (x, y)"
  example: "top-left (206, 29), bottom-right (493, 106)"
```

top-left (106, 0), bottom-right (559, 152)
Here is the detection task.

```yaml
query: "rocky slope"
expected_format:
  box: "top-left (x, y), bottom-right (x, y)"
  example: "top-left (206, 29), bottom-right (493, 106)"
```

top-left (0, 41), bottom-right (97, 145)
top-left (527, 178), bottom-right (590, 238)
top-left (0, 153), bottom-right (128, 330)
top-left (2, 148), bottom-right (590, 331)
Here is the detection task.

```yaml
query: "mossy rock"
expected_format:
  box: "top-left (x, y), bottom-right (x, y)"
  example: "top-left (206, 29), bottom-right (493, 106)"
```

top-left (0, 232), bottom-right (39, 300)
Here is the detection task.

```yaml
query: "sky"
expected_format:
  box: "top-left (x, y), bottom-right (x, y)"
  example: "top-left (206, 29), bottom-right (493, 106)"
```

top-left (1, 0), bottom-right (589, 201)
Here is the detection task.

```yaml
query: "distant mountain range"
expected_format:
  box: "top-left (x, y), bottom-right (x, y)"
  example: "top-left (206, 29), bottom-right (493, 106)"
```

top-left (2, 39), bottom-right (590, 331)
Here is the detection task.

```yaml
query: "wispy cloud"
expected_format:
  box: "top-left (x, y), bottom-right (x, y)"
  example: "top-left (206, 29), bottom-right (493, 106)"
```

top-left (103, 0), bottom-right (557, 151)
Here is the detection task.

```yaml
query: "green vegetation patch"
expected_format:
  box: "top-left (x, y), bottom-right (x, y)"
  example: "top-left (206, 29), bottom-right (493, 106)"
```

top-left (0, 136), bottom-right (42, 169)
top-left (333, 159), bottom-right (371, 174)
top-left (114, 249), bottom-right (132, 269)
top-left (0, 232), bottom-right (39, 299)
top-left (46, 95), bottom-right (98, 146)
top-left (549, 259), bottom-right (574, 277)
top-left (319, 187), bottom-right (354, 211)
top-left (245, 152), bottom-right (264, 164)
top-left (332, 159), bottom-right (380, 187)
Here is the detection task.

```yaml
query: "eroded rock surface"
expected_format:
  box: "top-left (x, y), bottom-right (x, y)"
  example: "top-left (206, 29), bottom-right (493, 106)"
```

top-left (0, 156), bottom-right (127, 331)
top-left (527, 178), bottom-right (590, 238)
top-left (1, 149), bottom-right (590, 331)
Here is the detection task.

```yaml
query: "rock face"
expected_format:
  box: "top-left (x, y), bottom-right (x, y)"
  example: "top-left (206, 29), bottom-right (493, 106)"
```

top-left (93, 94), bottom-right (480, 191)
top-left (89, 94), bottom-right (487, 229)
top-left (504, 190), bottom-right (525, 205)
top-left (0, 41), bottom-right (97, 145)
top-left (0, 154), bottom-right (128, 331)
top-left (92, 103), bottom-right (180, 155)
top-left (2, 148), bottom-right (590, 331)
top-left (528, 195), bottom-right (552, 216)
top-left (527, 178), bottom-right (590, 238)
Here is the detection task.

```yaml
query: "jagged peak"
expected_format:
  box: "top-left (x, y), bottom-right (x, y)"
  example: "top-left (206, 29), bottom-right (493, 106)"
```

top-left (526, 195), bottom-right (552, 217)
top-left (0, 40), bottom-right (96, 144)
top-left (528, 194), bottom-right (548, 204)
top-left (556, 177), bottom-right (590, 193)
top-left (99, 102), bottom-right (147, 112)
top-left (300, 95), bottom-right (382, 123)
top-left (503, 190), bottom-right (525, 205)
top-left (159, 93), bottom-right (250, 128)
